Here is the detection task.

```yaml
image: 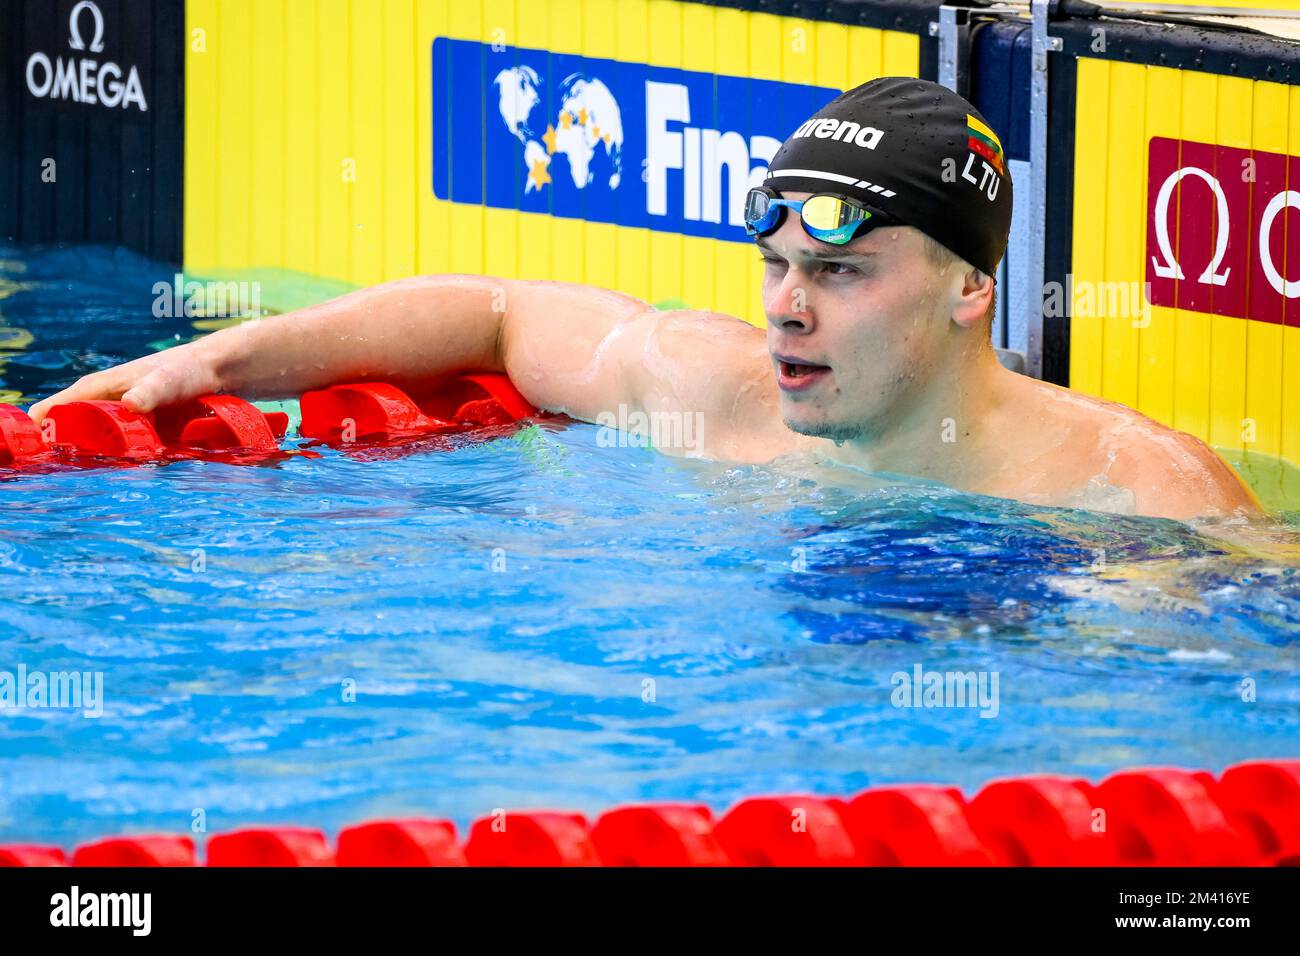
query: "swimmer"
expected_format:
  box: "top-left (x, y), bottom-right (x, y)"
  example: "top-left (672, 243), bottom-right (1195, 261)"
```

top-left (28, 77), bottom-right (1261, 523)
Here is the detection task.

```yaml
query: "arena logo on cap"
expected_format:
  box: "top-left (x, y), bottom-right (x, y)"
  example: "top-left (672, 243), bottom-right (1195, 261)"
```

top-left (788, 116), bottom-right (886, 150)
top-left (23, 0), bottom-right (148, 112)
top-left (432, 38), bottom-right (837, 243)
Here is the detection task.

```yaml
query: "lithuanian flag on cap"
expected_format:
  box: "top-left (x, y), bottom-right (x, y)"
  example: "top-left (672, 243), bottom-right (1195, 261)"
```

top-left (966, 113), bottom-right (1005, 175)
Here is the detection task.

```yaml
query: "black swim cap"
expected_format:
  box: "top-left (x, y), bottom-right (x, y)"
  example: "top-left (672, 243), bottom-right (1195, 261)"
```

top-left (764, 76), bottom-right (1013, 277)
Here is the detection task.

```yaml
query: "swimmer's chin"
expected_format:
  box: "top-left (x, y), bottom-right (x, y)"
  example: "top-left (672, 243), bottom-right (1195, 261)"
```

top-left (781, 415), bottom-right (868, 444)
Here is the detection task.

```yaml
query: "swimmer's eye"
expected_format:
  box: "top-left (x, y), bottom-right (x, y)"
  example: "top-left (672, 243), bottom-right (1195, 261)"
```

top-left (757, 253), bottom-right (785, 267)
top-left (819, 261), bottom-right (859, 276)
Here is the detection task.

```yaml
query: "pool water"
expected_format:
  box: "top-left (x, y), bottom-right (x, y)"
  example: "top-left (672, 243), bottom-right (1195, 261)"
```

top-left (1, 244), bottom-right (1298, 847)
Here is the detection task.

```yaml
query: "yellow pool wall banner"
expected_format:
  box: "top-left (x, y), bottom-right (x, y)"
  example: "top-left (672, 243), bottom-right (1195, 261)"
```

top-left (182, 0), bottom-right (920, 327)
top-left (1068, 56), bottom-right (1300, 493)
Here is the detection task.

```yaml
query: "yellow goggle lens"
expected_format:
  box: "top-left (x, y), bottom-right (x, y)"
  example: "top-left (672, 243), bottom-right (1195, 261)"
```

top-left (800, 194), bottom-right (867, 232)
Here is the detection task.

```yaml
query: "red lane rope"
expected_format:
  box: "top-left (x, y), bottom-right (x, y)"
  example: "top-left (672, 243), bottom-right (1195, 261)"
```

top-left (1, 372), bottom-right (540, 468)
top-left (3, 761), bottom-right (1296, 867)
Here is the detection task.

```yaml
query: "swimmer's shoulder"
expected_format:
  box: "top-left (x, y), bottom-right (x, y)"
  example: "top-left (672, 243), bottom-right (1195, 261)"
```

top-left (1115, 425), bottom-right (1263, 520)
top-left (625, 308), bottom-right (804, 460)
top-left (1005, 374), bottom-right (1261, 520)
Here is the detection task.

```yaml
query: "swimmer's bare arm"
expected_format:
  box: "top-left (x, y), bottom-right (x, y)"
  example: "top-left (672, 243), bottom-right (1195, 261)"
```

top-left (27, 276), bottom-right (788, 457)
top-left (28, 276), bottom-right (508, 421)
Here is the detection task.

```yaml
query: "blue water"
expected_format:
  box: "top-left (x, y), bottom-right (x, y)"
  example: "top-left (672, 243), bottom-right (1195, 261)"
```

top-left (1, 244), bottom-right (1299, 848)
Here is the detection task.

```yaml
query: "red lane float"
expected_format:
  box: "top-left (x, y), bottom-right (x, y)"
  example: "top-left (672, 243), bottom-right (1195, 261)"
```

top-left (205, 827), bottom-right (335, 867)
top-left (1096, 768), bottom-right (1256, 866)
top-left (966, 776), bottom-right (1110, 866)
top-left (0, 372), bottom-right (537, 468)
top-left (712, 796), bottom-right (860, 866)
top-left (71, 836), bottom-right (197, 867)
top-left (298, 374), bottom-right (538, 445)
top-left (43, 401), bottom-right (167, 460)
top-left (152, 395), bottom-right (287, 452)
top-left (843, 785), bottom-right (1001, 866)
top-left (427, 373), bottom-right (538, 424)
top-left (299, 382), bottom-right (446, 442)
top-left (463, 811), bottom-right (600, 867)
top-left (589, 803), bottom-right (730, 866)
top-left (336, 820), bottom-right (466, 867)
top-left (0, 404), bottom-right (53, 465)
top-left (1215, 760), bottom-right (1300, 864)
top-left (0, 845), bottom-right (67, 867)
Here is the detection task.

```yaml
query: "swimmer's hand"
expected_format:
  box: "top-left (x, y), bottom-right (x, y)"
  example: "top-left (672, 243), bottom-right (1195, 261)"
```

top-left (26, 340), bottom-right (220, 424)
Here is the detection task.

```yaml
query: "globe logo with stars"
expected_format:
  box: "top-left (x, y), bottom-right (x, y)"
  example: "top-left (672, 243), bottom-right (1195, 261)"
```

top-left (493, 66), bottom-right (624, 195)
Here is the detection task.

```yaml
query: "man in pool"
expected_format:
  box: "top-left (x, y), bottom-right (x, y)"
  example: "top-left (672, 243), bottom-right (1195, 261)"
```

top-left (29, 77), bottom-right (1260, 523)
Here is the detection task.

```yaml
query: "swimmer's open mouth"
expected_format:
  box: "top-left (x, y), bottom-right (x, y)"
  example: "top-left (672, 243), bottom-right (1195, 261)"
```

top-left (780, 361), bottom-right (825, 378)
top-left (774, 355), bottom-right (831, 392)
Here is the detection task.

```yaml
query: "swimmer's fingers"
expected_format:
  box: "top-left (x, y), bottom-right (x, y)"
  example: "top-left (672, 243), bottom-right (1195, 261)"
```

top-left (119, 361), bottom-right (210, 415)
top-left (27, 349), bottom-right (217, 423)
top-left (27, 366), bottom-right (136, 423)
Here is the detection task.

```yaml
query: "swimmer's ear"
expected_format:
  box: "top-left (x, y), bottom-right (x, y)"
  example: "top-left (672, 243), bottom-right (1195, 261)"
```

top-left (949, 265), bottom-right (995, 331)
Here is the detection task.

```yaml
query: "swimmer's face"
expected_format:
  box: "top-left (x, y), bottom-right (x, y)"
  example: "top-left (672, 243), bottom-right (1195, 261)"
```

top-left (758, 193), bottom-right (955, 442)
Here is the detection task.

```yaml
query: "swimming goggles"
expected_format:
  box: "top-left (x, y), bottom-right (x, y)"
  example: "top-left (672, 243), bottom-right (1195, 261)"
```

top-left (743, 185), bottom-right (901, 245)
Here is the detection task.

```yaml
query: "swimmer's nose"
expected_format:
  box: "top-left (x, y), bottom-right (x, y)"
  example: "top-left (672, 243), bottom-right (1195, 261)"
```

top-left (770, 311), bottom-right (812, 334)
top-left (766, 275), bottom-right (815, 334)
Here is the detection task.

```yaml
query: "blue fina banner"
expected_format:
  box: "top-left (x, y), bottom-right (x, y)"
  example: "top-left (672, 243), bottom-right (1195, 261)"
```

top-left (432, 37), bottom-right (839, 244)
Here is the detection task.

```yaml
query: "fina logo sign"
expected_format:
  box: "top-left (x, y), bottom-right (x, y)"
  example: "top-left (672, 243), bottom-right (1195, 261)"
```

top-left (433, 38), bottom-right (837, 242)
top-left (25, 1), bottom-right (148, 112)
